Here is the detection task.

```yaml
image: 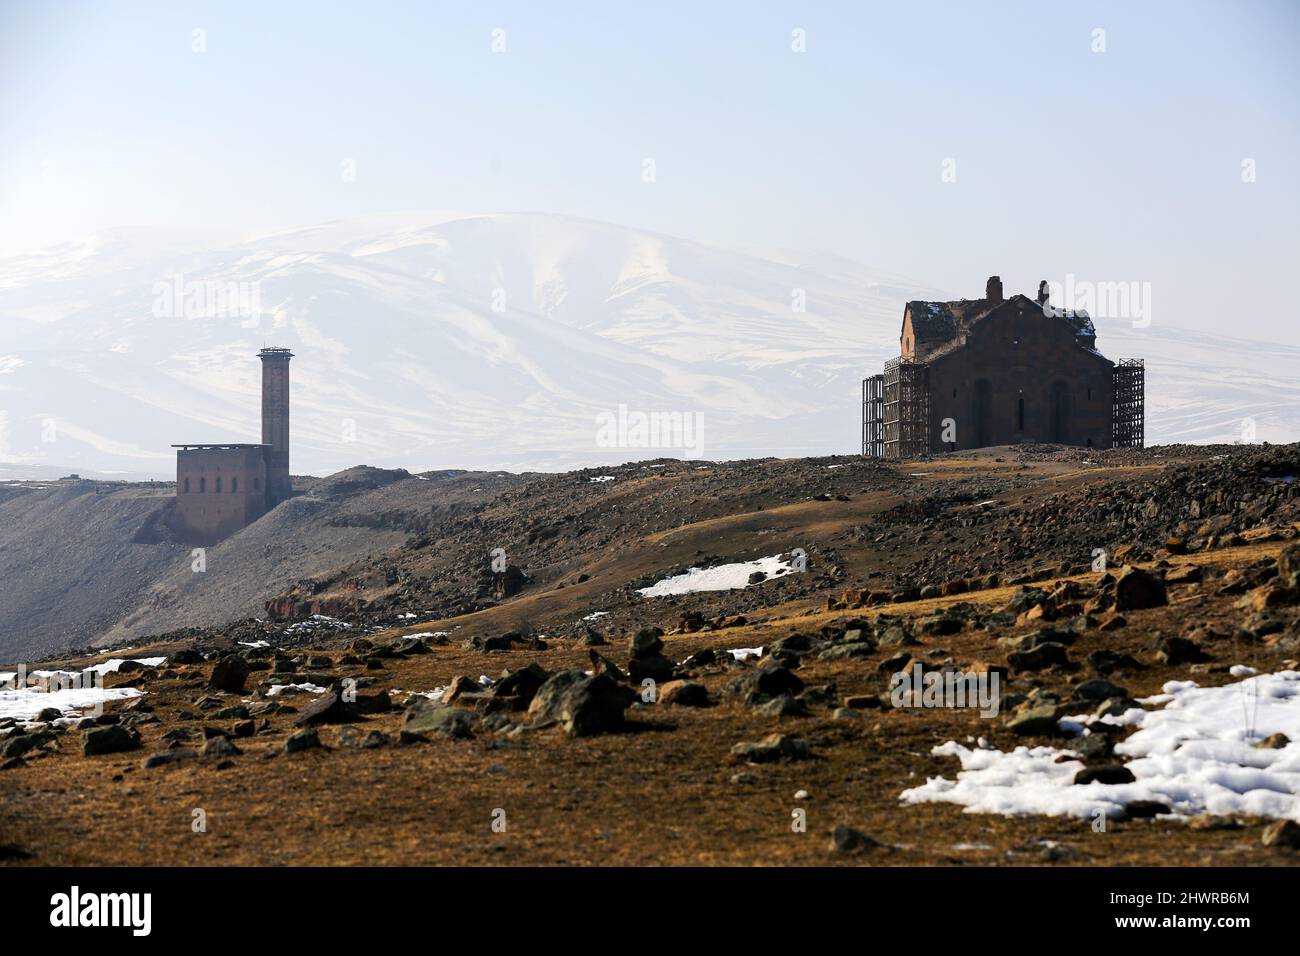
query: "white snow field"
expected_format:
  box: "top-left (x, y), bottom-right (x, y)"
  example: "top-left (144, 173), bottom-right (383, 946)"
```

top-left (637, 553), bottom-right (803, 598)
top-left (901, 670), bottom-right (1300, 821)
top-left (0, 657), bottom-right (163, 722)
top-left (2, 212), bottom-right (1297, 479)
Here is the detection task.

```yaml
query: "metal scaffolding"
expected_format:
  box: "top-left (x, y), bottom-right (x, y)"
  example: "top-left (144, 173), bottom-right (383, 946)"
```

top-left (880, 358), bottom-right (930, 459)
top-left (862, 374), bottom-right (884, 457)
top-left (1112, 358), bottom-right (1145, 448)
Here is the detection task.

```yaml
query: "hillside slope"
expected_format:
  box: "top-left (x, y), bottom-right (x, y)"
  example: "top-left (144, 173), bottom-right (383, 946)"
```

top-left (5, 443), bottom-right (1299, 867)
top-left (0, 468), bottom-right (531, 662)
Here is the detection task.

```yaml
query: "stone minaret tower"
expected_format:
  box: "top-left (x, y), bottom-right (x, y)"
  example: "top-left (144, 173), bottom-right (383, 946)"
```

top-left (258, 347), bottom-right (294, 506)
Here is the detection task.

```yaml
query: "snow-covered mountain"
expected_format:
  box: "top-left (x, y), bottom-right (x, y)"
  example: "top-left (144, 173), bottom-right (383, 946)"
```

top-left (0, 212), bottom-right (1296, 478)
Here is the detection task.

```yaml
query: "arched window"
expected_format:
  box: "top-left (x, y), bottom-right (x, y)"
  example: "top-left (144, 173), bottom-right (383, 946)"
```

top-left (215, 477), bottom-right (223, 494)
top-left (183, 477), bottom-right (190, 494)
top-left (232, 477), bottom-right (238, 494)
top-left (199, 477), bottom-right (206, 494)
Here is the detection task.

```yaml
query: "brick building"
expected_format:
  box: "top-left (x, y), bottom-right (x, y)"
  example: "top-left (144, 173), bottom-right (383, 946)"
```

top-left (863, 277), bottom-right (1143, 457)
top-left (173, 347), bottom-right (294, 543)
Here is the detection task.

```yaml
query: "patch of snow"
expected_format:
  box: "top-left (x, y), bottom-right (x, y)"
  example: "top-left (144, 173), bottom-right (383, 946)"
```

top-left (582, 611), bottom-right (610, 621)
top-left (286, 614), bottom-right (352, 634)
top-left (729, 647), bottom-right (764, 661)
top-left (0, 661), bottom-right (154, 721)
top-left (0, 684), bottom-right (144, 722)
top-left (900, 671), bottom-right (1300, 820)
top-left (266, 682), bottom-right (326, 697)
top-left (589, 475), bottom-right (615, 483)
top-left (637, 553), bottom-right (803, 598)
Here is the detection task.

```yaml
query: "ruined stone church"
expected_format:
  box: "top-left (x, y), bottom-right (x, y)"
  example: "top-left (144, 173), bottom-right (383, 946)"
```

top-left (863, 276), bottom-right (1144, 457)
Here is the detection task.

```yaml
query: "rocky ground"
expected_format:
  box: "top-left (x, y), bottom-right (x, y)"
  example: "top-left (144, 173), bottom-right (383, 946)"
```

top-left (3, 443), bottom-right (1300, 866)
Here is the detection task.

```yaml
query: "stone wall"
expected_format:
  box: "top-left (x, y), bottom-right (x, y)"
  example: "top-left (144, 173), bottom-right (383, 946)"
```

top-left (175, 447), bottom-right (269, 544)
top-left (924, 303), bottom-right (1114, 450)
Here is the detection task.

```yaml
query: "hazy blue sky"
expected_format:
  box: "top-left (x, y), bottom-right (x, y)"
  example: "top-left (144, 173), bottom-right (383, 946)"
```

top-left (2, 0), bottom-right (1297, 341)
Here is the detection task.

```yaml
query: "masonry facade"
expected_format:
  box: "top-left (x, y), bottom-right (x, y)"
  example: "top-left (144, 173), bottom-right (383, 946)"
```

top-left (863, 277), bottom-right (1143, 458)
top-left (173, 348), bottom-right (295, 543)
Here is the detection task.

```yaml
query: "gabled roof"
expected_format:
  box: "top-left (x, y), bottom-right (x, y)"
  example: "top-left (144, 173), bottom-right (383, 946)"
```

top-left (905, 293), bottom-right (1100, 361)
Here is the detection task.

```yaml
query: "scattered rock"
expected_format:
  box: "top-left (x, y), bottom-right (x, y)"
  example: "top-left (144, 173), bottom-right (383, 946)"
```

top-left (83, 725), bottom-right (140, 756)
top-left (1114, 567), bottom-right (1168, 612)
top-left (293, 688), bottom-right (362, 726)
top-left (1073, 765), bottom-right (1136, 785)
top-left (208, 655), bottom-right (251, 693)
top-left (1070, 733), bottom-right (1113, 760)
top-left (730, 734), bottom-right (811, 763)
top-left (1261, 819), bottom-right (1300, 849)
top-left (403, 702), bottom-right (479, 739)
top-left (1156, 635), bottom-right (1210, 666)
top-left (1122, 800), bottom-right (1171, 819)
top-left (1071, 678), bottom-right (1129, 704)
top-left (1006, 704), bottom-right (1062, 736)
top-left (753, 694), bottom-right (808, 718)
top-left (817, 641), bottom-right (876, 662)
top-left (202, 736), bottom-right (241, 758)
top-left (491, 663), bottom-right (551, 711)
top-left (725, 663), bottom-right (804, 705)
top-left (1008, 642), bottom-right (1070, 673)
top-left (527, 671), bottom-right (634, 737)
top-left (629, 628), bottom-right (664, 659)
top-left (628, 653), bottom-right (675, 684)
top-left (142, 748), bottom-right (197, 769)
top-left (1087, 649), bottom-right (1143, 675)
top-left (285, 728), bottom-right (322, 753)
top-left (829, 825), bottom-right (878, 853)
top-left (658, 680), bottom-right (710, 707)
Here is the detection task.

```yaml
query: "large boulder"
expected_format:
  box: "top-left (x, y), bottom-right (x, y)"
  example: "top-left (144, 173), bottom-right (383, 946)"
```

top-left (293, 688), bottom-right (361, 726)
top-left (1114, 567), bottom-right (1168, 612)
top-left (628, 654), bottom-right (675, 684)
top-left (402, 702), bottom-right (479, 739)
top-left (629, 628), bottom-right (664, 660)
top-left (527, 671), bottom-right (634, 737)
top-left (491, 663), bottom-right (551, 711)
top-left (724, 663), bottom-right (804, 705)
top-left (659, 680), bottom-right (710, 707)
top-left (83, 725), bottom-right (141, 756)
top-left (208, 655), bottom-right (251, 693)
